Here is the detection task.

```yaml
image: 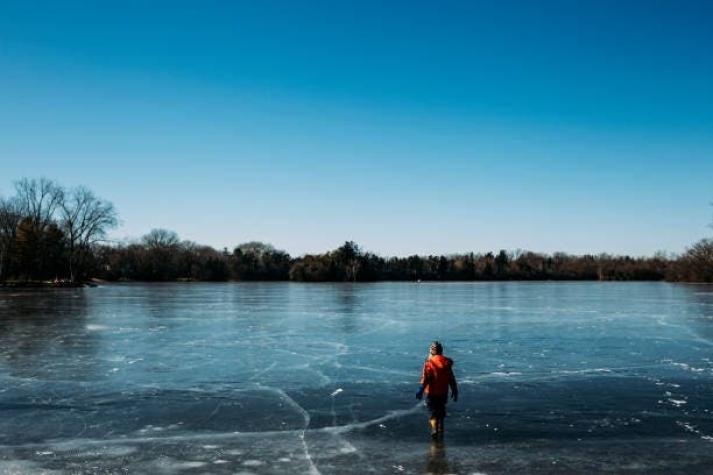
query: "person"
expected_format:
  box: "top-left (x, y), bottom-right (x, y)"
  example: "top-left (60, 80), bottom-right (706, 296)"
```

top-left (416, 341), bottom-right (458, 439)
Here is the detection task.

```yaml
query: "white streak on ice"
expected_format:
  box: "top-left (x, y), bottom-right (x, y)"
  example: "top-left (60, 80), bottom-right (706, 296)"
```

top-left (677, 421), bottom-right (713, 442)
top-left (326, 403), bottom-right (423, 435)
top-left (266, 386), bottom-right (321, 475)
top-left (248, 362), bottom-right (277, 381)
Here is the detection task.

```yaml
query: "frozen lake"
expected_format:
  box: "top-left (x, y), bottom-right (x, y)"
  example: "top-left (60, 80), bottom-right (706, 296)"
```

top-left (1, 282), bottom-right (713, 474)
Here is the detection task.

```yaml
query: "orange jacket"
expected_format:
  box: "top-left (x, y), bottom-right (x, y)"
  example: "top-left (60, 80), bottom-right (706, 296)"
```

top-left (420, 354), bottom-right (458, 396)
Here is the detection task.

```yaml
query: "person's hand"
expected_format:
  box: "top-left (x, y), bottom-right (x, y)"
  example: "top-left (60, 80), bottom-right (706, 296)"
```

top-left (451, 391), bottom-right (458, 402)
top-left (416, 386), bottom-right (424, 400)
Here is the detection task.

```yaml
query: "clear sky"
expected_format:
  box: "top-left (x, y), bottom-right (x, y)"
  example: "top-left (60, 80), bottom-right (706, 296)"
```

top-left (1, 0), bottom-right (711, 257)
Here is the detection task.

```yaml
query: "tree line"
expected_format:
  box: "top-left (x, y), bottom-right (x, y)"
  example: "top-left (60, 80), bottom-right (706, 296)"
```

top-left (95, 238), bottom-right (674, 282)
top-left (1, 178), bottom-right (712, 284)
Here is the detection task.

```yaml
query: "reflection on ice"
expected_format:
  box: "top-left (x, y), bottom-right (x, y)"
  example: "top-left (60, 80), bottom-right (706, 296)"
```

top-left (425, 440), bottom-right (455, 475)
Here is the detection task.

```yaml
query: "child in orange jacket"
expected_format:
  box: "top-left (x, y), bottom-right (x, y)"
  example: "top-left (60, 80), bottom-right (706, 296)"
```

top-left (416, 341), bottom-right (459, 439)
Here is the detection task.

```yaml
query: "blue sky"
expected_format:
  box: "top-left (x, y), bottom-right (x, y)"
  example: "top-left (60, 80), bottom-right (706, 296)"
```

top-left (1, 0), bottom-right (711, 256)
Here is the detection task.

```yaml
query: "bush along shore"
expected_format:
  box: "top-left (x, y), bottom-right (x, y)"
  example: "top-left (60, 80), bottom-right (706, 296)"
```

top-left (1, 178), bottom-right (712, 284)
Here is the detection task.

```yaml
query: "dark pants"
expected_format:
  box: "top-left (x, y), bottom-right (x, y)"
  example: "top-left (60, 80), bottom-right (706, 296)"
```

top-left (426, 394), bottom-right (448, 419)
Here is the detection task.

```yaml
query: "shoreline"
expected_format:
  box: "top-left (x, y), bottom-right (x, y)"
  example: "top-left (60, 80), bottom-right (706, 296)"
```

top-left (4, 279), bottom-right (709, 288)
top-left (0, 280), bottom-right (97, 289)
top-left (1, 278), bottom-right (673, 288)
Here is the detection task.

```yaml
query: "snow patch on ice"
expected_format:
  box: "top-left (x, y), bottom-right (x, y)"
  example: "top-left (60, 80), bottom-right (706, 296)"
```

top-left (0, 460), bottom-right (62, 474)
top-left (677, 421), bottom-right (713, 442)
top-left (138, 425), bottom-right (165, 433)
top-left (666, 360), bottom-right (705, 373)
top-left (488, 371), bottom-right (522, 377)
top-left (174, 461), bottom-right (207, 469)
top-left (559, 368), bottom-right (612, 375)
top-left (74, 446), bottom-right (138, 458)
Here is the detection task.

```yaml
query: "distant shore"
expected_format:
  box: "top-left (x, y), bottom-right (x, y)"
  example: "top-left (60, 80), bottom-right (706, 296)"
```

top-left (2, 177), bottom-right (710, 285)
top-left (0, 277), bottom-right (673, 287)
top-left (0, 280), bottom-right (97, 288)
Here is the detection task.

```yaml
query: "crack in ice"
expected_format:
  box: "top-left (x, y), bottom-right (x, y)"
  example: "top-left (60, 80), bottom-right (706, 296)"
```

top-left (261, 385), bottom-right (321, 475)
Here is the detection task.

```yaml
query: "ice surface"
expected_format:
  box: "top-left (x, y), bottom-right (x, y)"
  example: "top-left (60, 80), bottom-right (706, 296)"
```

top-left (1, 282), bottom-right (713, 473)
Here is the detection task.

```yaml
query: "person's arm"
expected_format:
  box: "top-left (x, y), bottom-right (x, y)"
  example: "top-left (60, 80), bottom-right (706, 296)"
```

top-left (449, 366), bottom-right (458, 402)
top-left (417, 361), bottom-right (431, 399)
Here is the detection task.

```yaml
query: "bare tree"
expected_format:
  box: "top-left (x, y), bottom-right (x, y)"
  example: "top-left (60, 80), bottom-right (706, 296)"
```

top-left (142, 229), bottom-right (180, 250)
top-left (14, 178), bottom-right (64, 228)
top-left (0, 197), bottom-right (22, 280)
top-left (60, 186), bottom-right (118, 282)
top-left (235, 241), bottom-right (276, 256)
